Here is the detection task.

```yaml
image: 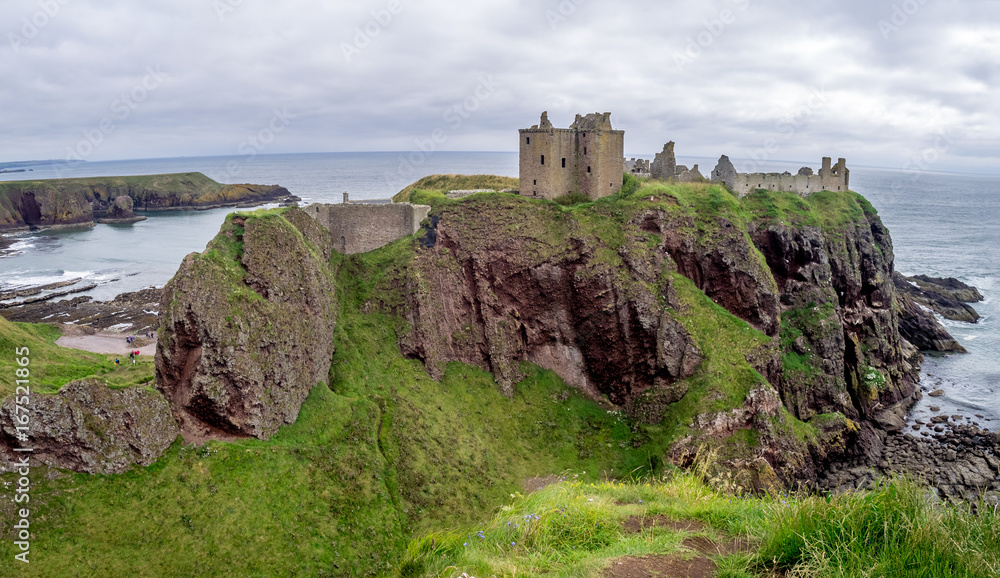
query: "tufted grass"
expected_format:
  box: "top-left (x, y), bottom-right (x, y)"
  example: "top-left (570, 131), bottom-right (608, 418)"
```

top-left (398, 475), bottom-right (1000, 578)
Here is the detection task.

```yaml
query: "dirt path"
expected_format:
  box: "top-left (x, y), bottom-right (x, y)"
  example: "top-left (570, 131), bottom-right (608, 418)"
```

top-left (603, 517), bottom-right (753, 578)
top-left (56, 333), bottom-right (157, 356)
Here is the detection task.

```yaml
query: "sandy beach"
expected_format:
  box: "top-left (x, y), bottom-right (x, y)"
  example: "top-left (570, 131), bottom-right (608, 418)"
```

top-left (56, 333), bottom-right (157, 356)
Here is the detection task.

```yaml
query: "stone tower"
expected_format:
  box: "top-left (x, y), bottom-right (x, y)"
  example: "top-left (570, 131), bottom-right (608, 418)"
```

top-left (518, 112), bottom-right (625, 200)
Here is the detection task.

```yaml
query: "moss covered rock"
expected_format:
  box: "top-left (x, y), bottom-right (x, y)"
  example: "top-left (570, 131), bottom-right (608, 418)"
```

top-left (0, 378), bottom-right (177, 474)
top-left (155, 207), bottom-right (338, 441)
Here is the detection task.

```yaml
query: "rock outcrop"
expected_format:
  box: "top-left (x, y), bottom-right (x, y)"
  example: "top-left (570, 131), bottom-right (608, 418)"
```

top-left (896, 293), bottom-right (967, 353)
top-left (0, 379), bottom-right (177, 475)
top-left (893, 272), bottom-right (981, 323)
top-left (96, 195), bottom-right (146, 224)
top-left (155, 208), bottom-right (338, 441)
top-left (397, 198), bottom-right (702, 403)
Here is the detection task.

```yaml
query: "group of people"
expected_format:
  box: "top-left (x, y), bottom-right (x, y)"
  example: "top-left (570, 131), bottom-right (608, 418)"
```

top-left (114, 350), bottom-right (142, 366)
top-left (116, 334), bottom-right (151, 366)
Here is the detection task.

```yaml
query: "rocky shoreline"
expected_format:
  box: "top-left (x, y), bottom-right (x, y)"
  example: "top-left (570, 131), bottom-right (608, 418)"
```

top-left (0, 287), bottom-right (161, 333)
top-left (818, 423), bottom-right (1000, 505)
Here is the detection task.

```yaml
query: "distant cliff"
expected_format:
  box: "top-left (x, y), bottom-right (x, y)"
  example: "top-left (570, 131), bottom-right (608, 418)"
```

top-left (0, 172), bottom-right (297, 231)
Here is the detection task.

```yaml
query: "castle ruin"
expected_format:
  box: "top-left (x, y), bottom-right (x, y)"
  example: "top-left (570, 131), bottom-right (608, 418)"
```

top-left (519, 112), bottom-right (625, 200)
top-left (710, 155), bottom-right (849, 197)
top-left (304, 194), bottom-right (430, 255)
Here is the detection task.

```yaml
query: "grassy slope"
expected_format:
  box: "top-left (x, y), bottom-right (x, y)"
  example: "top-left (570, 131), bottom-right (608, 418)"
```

top-left (1, 181), bottom-right (965, 577)
top-left (400, 475), bottom-right (1000, 577)
top-left (392, 174), bottom-right (519, 203)
top-left (0, 317), bottom-right (155, 398)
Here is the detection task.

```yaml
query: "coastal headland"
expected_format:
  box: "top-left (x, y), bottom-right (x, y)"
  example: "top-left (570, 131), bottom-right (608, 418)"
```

top-left (0, 172), bottom-right (997, 576)
top-left (0, 171), bottom-right (299, 233)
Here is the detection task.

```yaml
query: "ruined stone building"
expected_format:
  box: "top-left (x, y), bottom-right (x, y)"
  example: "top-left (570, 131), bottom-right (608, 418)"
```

top-left (648, 141), bottom-right (704, 183)
top-left (711, 155), bottom-right (849, 197)
top-left (625, 158), bottom-right (650, 177)
top-left (519, 112), bottom-right (625, 200)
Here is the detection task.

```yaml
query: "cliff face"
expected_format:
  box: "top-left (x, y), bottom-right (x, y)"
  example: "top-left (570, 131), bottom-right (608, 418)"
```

top-left (391, 187), bottom-right (919, 483)
top-left (154, 183), bottom-right (920, 486)
top-left (743, 192), bottom-right (919, 445)
top-left (155, 207), bottom-right (338, 441)
top-left (396, 199), bottom-right (702, 404)
top-left (0, 172), bottom-right (296, 231)
top-left (0, 185), bottom-right (94, 230)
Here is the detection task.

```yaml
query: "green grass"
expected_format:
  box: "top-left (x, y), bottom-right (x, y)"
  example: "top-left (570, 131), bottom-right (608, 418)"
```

top-left (398, 475), bottom-right (1000, 578)
top-left (392, 174), bottom-right (519, 203)
top-left (0, 317), bottom-right (120, 397)
top-left (740, 188), bottom-right (879, 232)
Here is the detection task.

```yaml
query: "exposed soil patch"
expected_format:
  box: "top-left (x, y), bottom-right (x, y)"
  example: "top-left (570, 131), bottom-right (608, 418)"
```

top-left (603, 554), bottom-right (716, 578)
top-left (523, 474), bottom-right (563, 493)
top-left (683, 535), bottom-right (752, 556)
top-left (622, 515), bottom-right (705, 535)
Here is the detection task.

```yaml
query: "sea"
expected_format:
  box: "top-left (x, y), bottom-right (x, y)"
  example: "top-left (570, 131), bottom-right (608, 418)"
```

top-left (0, 152), bottom-right (997, 429)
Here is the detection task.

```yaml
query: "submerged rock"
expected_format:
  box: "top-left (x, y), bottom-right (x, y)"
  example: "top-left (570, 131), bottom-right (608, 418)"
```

top-left (0, 378), bottom-right (177, 475)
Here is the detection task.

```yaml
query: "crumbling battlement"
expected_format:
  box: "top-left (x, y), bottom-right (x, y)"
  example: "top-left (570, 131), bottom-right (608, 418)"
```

top-left (519, 111), bottom-right (625, 200)
top-left (711, 155), bottom-right (849, 197)
top-left (303, 194), bottom-right (430, 254)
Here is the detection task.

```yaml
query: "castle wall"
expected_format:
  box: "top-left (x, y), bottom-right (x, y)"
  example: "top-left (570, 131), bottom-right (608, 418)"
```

top-left (303, 202), bottom-right (430, 254)
top-left (713, 156), bottom-right (849, 197)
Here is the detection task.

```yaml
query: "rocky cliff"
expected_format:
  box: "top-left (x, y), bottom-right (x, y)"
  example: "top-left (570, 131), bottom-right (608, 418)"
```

top-left (365, 185), bottom-right (922, 485)
top-left (0, 172), bottom-right (296, 231)
top-left (155, 207), bottom-right (338, 440)
top-left (156, 181), bottom-right (932, 487)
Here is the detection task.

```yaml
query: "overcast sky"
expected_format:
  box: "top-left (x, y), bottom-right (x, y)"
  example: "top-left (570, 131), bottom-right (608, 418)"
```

top-left (2, 0), bottom-right (998, 173)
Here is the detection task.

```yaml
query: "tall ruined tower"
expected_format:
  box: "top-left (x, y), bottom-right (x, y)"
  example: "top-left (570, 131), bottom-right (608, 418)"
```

top-left (518, 112), bottom-right (625, 200)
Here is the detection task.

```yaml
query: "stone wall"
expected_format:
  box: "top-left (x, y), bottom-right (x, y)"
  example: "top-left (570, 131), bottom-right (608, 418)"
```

top-left (302, 201), bottom-right (430, 254)
top-left (518, 111), bottom-right (625, 200)
top-left (712, 155), bottom-right (849, 197)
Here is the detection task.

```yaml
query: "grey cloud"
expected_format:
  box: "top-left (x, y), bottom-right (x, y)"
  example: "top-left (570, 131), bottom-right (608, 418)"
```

top-left (0, 0), bottom-right (997, 172)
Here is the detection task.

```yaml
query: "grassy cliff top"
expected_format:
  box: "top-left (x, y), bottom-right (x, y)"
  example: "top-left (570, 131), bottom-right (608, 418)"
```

top-left (392, 173), bottom-right (519, 203)
top-left (0, 171), bottom-right (224, 193)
